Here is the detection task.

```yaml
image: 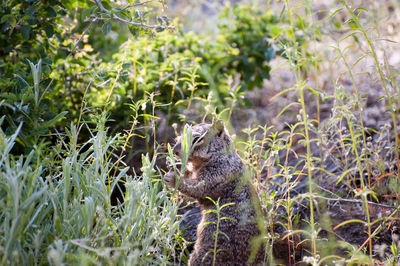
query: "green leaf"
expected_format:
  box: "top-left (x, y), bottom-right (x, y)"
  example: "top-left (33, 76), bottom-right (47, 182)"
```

top-left (0, 14), bottom-right (12, 23)
top-left (26, 6), bottom-right (37, 16)
top-left (327, 8), bottom-right (343, 20)
top-left (264, 47), bottom-right (275, 61)
top-left (333, 219), bottom-right (366, 230)
top-left (45, 25), bottom-right (54, 37)
top-left (128, 25), bottom-right (139, 36)
top-left (122, 62), bottom-right (131, 69)
top-left (333, 19), bottom-right (341, 29)
top-left (102, 22), bottom-right (112, 35)
top-left (339, 31), bottom-right (359, 43)
top-left (45, 6), bottom-right (57, 17)
top-left (156, 25), bottom-right (164, 32)
top-left (240, 98), bottom-right (252, 107)
top-left (41, 111), bottom-right (68, 129)
top-left (27, 17), bottom-right (37, 25)
top-left (336, 167), bottom-right (357, 184)
top-left (56, 216), bottom-right (62, 232)
top-left (391, 242), bottom-right (398, 256)
top-left (275, 102), bottom-right (300, 119)
top-left (21, 25), bottom-right (30, 40)
top-left (83, 5), bottom-right (97, 19)
top-left (270, 25), bottom-right (282, 37)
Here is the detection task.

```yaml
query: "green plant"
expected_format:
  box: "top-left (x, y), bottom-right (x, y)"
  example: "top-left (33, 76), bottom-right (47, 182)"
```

top-left (217, 4), bottom-right (280, 91)
top-left (0, 0), bottom-right (65, 86)
top-left (0, 113), bottom-right (184, 265)
top-left (202, 197), bottom-right (236, 266)
top-left (0, 0), bottom-right (173, 156)
top-left (338, 0), bottom-right (400, 178)
top-left (88, 3), bottom-right (285, 132)
top-left (279, 0), bottom-right (320, 262)
top-left (265, 0), bottom-right (400, 264)
top-left (1, 59), bottom-right (67, 154)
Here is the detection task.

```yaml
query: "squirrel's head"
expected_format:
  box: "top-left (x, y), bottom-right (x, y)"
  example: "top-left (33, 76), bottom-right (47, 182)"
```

top-left (173, 120), bottom-right (233, 162)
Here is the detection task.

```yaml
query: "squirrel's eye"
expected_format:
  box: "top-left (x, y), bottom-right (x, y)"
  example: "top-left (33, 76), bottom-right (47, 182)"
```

top-left (192, 136), bottom-right (203, 145)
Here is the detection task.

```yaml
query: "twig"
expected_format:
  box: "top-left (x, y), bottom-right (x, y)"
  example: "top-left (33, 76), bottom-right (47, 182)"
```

top-left (314, 195), bottom-right (396, 209)
top-left (69, 17), bottom-right (98, 56)
top-left (96, 17), bottom-right (158, 28)
top-left (120, 0), bottom-right (153, 12)
top-left (318, 185), bottom-right (396, 209)
top-left (154, 62), bottom-right (195, 86)
top-left (94, 0), bottom-right (173, 30)
top-left (357, 206), bottom-right (400, 252)
top-left (70, 0), bottom-right (171, 56)
top-left (94, 0), bottom-right (110, 13)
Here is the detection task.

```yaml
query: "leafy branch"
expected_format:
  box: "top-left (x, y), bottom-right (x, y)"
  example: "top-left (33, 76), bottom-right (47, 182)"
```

top-left (94, 0), bottom-right (173, 30)
top-left (70, 0), bottom-right (173, 56)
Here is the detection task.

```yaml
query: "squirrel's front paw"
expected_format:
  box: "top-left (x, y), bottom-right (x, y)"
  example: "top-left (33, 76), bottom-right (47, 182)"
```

top-left (163, 171), bottom-right (176, 188)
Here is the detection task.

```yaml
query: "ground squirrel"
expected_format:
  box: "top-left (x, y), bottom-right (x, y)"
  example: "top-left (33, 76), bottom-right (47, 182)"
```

top-left (163, 121), bottom-right (265, 265)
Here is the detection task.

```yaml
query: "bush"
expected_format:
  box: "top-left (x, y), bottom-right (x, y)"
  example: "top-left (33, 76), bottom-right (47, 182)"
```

top-left (0, 115), bottom-right (185, 265)
top-left (64, 4), bottom-right (284, 130)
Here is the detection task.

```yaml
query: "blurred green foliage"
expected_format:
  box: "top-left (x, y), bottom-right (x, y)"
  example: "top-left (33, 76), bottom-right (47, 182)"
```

top-left (0, 0), bottom-right (171, 153)
top-left (217, 4), bottom-right (280, 90)
top-left (71, 4), bottom-right (283, 130)
top-left (1, 1), bottom-right (283, 154)
top-left (0, 0), bottom-right (72, 153)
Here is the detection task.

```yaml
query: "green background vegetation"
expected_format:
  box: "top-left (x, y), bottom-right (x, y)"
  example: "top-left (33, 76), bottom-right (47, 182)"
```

top-left (1, 0), bottom-right (399, 265)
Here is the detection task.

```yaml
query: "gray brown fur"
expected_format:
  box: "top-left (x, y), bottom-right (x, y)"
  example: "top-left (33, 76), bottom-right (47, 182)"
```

top-left (163, 122), bottom-right (264, 265)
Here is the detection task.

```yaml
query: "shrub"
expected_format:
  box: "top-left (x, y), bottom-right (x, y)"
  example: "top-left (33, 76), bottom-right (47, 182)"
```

top-left (71, 4), bottom-right (284, 131)
top-left (0, 115), bottom-right (184, 265)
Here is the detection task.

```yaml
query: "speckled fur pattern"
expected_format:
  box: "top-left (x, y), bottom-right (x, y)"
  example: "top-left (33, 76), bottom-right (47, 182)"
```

top-left (163, 122), bottom-right (265, 265)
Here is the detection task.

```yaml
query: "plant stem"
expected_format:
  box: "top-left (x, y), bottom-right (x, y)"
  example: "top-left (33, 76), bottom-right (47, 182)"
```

top-left (285, 0), bottom-right (317, 260)
top-left (343, 1), bottom-right (400, 178)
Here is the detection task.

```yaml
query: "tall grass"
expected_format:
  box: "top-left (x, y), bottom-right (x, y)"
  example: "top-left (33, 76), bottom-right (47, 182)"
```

top-left (0, 114), bottom-right (184, 265)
